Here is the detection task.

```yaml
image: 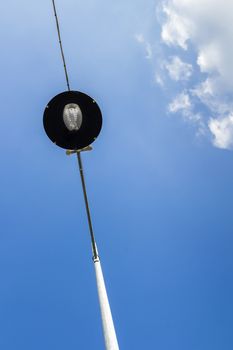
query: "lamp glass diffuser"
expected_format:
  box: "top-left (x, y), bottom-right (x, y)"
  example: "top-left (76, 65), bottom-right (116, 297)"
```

top-left (63, 103), bottom-right (82, 131)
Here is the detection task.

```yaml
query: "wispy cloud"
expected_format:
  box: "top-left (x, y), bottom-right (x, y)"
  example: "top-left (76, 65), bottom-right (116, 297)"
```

top-left (161, 3), bottom-right (193, 50)
top-left (209, 115), bottom-right (233, 150)
top-left (155, 73), bottom-right (164, 87)
top-left (135, 33), bottom-right (152, 60)
top-left (168, 92), bottom-right (204, 135)
top-left (156, 0), bottom-right (233, 150)
top-left (165, 56), bottom-right (193, 81)
top-left (169, 92), bottom-right (191, 113)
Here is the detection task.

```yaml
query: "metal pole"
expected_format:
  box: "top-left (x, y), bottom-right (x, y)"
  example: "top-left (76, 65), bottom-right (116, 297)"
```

top-left (76, 151), bottom-right (119, 350)
top-left (50, 1), bottom-right (117, 343)
top-left (76, 151), bottom-right (98, 260)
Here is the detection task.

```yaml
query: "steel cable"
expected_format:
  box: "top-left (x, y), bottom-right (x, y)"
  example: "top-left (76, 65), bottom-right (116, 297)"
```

top-left (52, 0), bottom-right (71, 91)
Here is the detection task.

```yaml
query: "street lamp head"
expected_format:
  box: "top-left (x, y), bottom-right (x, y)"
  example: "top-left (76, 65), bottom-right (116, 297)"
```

top-left (43, 91), bottom-right (102, 150)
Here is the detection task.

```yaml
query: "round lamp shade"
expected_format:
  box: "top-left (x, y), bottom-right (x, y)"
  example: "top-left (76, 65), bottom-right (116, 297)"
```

top-left (43, 91), bottom-right (102, 150)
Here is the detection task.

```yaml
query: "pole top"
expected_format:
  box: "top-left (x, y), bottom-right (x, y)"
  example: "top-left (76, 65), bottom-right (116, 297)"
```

top-left (66, 145), bottom-right (93, 155)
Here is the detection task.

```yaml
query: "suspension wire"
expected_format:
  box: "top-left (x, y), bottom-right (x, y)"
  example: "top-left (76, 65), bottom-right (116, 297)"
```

top-left (52, 0), bottom-right (71, 91)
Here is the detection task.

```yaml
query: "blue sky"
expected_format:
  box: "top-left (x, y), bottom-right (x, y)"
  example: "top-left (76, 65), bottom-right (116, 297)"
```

top-left (0, 0), bottom-right (233, 349)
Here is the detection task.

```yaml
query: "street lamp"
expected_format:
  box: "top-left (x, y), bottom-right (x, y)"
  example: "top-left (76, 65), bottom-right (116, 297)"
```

top-left (43, 90), bottom-right (119, 350)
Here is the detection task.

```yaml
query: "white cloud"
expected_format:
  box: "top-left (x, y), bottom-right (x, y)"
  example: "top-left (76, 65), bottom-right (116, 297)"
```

top-left (161, 4), bottom-right (193, 50)
top-left (209, 115), bottom-right (233, 150)
top-left (135, 33), bottom-right (144, 43)
top-left (197, 43), bottom-right (222, 74)
top-left (192, 78), bottom-right (233, 116)
top-left (165, 56), bottom-right (193, 81)
top-left (169, 92), bottom-right (202, 127)
top-left (158, 0), bottom-right (233, 149)
top-left (155, 73), bottom-right (164, 87)
top-left (135, 33), bottom-right (152, 59)
top-left (160, 0), bottom-right (233, 89)
top-left (169, 92), bottom-right (191, 113)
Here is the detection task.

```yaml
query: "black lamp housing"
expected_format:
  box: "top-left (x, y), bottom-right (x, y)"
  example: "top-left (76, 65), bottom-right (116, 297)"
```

top-left (43, 91), bottom-right (102, 150)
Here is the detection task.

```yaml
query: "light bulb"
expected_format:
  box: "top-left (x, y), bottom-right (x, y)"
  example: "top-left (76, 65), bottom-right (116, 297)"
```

top-left (63, 103), bottom-right (82, 131)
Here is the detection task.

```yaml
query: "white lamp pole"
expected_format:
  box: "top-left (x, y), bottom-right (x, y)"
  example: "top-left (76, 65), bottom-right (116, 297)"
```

top-left (94, 254), bottom-right (119, 350)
